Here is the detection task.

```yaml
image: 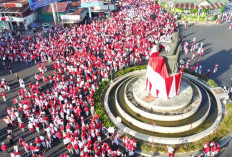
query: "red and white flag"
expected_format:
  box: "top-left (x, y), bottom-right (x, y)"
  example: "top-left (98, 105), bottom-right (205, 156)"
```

top-left (152, 121), bottom-right (156, 126)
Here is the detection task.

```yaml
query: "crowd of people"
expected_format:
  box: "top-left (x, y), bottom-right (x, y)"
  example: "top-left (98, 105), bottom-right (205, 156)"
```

top-left (203, 141), bottom-right (221, 157)
top-left (216, 11), bottom-right (232, 29)
top-left (0, 0), bottom-right (179, 156)
top-left (180, 36), bottom-right (222, 78)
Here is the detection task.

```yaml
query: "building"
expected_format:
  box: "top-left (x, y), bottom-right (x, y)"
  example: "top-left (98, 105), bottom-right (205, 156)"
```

top-left (174, 0), bottom-right (230, 13)
top-left (39, 1), bottom-right (70, 22)
top-left (91, 0), bottom-right (119, 13)
top-left (0, 0), bottom-right (37, 30)
top-left (60, 8), bottom-right (88, 24)
top-left (39, 1), bottom-right (88, 24)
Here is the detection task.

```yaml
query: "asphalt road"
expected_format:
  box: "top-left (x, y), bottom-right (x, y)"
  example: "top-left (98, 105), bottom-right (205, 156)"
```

top-left (179, 23), bottom-right (232, 88)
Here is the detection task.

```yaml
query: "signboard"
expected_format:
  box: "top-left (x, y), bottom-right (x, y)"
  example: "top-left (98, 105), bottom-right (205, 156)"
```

top-left (29, 0), bottom-right (60, 10)
top-left (81, 0), bottom-right (104, 8)
top-left (93, 5), bottom-right (115, 11)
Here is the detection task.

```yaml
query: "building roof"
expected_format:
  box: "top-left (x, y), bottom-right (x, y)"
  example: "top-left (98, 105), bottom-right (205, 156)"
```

top-left (0, 0), bottom-right (28, 7)
top-left (71, 2), bottom-right (80, 7)
top-left (174, 0), bottom-right (230, 4)
top-left (175, 3), bottom-right (199, 9)
top-left (72, 8), bottom-right (85, 15)
top-left (42, 2), bottom-right (69, 13)
top-left (175, 2), bottom-right (226, 9)
top-left (0, 4), bottom-right (29, 13)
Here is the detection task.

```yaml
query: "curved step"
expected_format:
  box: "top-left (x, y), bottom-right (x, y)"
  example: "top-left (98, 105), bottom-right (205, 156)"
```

top-left (124, 76), bottom-right (202, 121)
top-left (132, 76), bottom-right (193, 113)
top-left (115, 76), bottom-right (211, 133)
top-left (104, 70), bottom-right (221, 144)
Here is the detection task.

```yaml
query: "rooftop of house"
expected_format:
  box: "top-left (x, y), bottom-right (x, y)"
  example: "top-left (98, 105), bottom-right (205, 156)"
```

top-left (0, 0), bottom-right (29, 7)
top-left (71, 8), bottom-right (86, 15)
top-left (0, 4), bottom-right (29, 13)
top-left (174, 0), bottom-right (230, 4)
top-left (42, 2), bottom-right (69, 13)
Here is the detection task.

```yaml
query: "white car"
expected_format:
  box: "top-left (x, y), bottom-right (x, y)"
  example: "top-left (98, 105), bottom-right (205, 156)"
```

top-left (42, 23), bottom-right (51, 32)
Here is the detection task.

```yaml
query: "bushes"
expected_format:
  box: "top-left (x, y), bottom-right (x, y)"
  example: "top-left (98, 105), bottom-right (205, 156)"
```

top-left (190, 9), bottom-right (197, 13)
top-left (221, 6), bottom-right (225, 13)
top-left (93, 80), bottom-right (115, 128)
top-left (112, 65), bottom-right (147, 79)
top-left (207, 79), bottom-right (218, 87)
top-left (212, 15), bottom-right (218, 21)
top-left (183, 69), bottom-right (218, 87)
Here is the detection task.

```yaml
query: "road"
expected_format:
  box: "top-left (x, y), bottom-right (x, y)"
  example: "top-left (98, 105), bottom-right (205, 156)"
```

top-left (179, 23), bottom-right (232, 88)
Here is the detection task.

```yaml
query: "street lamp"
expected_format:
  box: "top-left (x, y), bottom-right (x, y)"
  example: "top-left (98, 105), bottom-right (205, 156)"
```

top-left (110, 63), bottom-right (113, 84)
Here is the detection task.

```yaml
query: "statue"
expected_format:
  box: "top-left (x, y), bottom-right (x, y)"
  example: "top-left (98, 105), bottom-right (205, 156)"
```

top-left (145, 33), bottom-right (182, 101)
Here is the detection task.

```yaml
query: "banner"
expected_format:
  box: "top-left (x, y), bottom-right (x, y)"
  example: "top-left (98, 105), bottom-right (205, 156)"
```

top-left (29, 0), bottom-right (60, 10)
top-left (81, 0), bottom-right (103, 8)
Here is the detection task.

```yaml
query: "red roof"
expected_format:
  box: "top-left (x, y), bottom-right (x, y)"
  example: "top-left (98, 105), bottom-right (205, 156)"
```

top-left (200, 3), bottom-right (226, 9)
top-left (175, 3), bottom-right (199, 9)
top-left (43, 2), bottom-right (69, 13)
top-left (175, 2), bottom-right (226, 9)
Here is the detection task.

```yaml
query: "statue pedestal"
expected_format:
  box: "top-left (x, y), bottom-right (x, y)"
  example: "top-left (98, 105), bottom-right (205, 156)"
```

top-left (133, 75), bottom-right (193, 113)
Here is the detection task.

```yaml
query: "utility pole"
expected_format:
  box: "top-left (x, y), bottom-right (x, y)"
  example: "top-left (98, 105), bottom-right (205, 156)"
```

top-left (88, 7), bottom-right (92, 22)
top-left (55, 2), bottom-right (59, 23)
top-left (50, 3), bottom-right (57, 25)
top-left (197, 8), bottom-right (200, 24)
top-left (108, 0), bottom-right (110, 18)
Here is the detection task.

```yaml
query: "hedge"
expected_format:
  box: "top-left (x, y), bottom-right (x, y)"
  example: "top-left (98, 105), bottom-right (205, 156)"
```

top-left (212, 15), bottom-right (218, 21)
top-left (112, 65), bottom-right (147, 79)
top-left (183, 69), bottom-right (218, 87)
top-left (93, 80), bottom-right (115, 128)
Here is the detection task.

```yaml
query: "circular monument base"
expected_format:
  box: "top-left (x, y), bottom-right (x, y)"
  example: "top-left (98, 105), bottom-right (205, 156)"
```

top-left (133, 75), bottom-right (193, 113)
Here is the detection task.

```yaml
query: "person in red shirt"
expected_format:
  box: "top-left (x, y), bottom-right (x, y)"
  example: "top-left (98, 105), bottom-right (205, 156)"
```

top-left (30, 143), bottom-right (35, 155)
top-left (73, 143), bottom-right (79, 155)
top-left (66, 143), bottom-right (73, 154)
top-left (1, 143), bottom-right (8, 154)
top-left (2, 92), bottom-right (6, 101)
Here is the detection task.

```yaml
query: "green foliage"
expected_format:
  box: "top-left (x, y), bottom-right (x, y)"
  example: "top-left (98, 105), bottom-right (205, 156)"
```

top-left (183, 69), bottom-right (208, 81)
top-left (207, 79), bottom-right (218, 88)
top-left (203, 9), bottom-right (209, 13)
top-left (190, 9), bottom-right (197, 13)
top-left (137, 103), bottom-right (232, 153)
top-left (112, 65), bottom-right (147, 79)
top-left (174, 8), bottom-right (184, 13)
top-left (212, 15), bottom-right (218, 21)
top-left (221, 5), bottom-right (226, 13)
top-left (183, 69), bottom-right (218, 87)
top-left (93, 80), bottom-right (115, 128)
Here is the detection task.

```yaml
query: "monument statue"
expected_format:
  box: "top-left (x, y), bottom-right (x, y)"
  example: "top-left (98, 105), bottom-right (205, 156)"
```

top-left (145, 33), bottom-right (182, 101)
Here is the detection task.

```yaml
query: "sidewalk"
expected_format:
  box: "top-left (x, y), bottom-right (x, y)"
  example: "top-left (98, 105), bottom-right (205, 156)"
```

top-left (177, 20), bottom-right (217, 25)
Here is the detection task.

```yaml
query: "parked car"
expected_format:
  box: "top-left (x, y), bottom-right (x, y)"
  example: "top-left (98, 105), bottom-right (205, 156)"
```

top-left (42, 23), bottom-right (51, 32)
top-left (30, 23), bottom-right (39, 31)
